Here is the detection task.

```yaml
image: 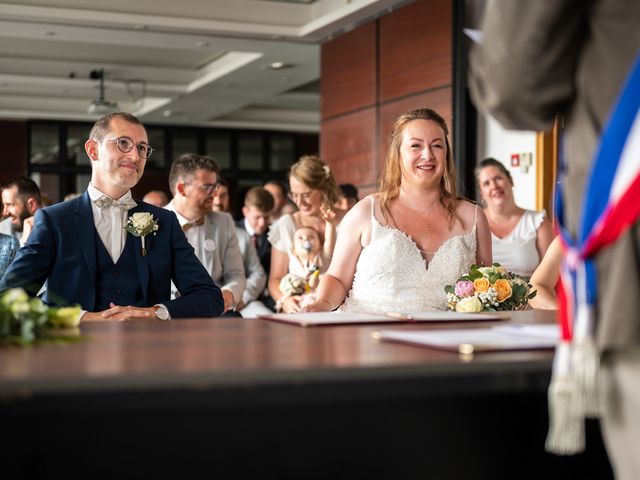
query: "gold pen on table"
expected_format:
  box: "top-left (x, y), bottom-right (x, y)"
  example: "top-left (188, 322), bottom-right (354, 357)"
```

top-left (386, 312), bottom-right (413, 321)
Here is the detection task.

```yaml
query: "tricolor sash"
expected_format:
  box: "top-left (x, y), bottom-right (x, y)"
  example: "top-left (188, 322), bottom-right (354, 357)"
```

top-left (546, 53), bottom-right (640, 454)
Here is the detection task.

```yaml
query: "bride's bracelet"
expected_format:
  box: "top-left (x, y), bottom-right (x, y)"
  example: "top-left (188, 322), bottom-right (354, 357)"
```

top-left (315, 298), bottom-right (332, 310)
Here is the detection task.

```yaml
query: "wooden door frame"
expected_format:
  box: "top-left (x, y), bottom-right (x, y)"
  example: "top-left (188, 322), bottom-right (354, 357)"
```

top-left (535, 119), bottom-right (559, 219)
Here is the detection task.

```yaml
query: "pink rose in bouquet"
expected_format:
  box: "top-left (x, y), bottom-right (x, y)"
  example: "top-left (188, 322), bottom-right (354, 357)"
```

top-left (454, 280), bottom-right (475, 297)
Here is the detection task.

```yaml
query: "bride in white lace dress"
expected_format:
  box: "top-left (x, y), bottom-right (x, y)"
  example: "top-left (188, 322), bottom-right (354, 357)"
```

top-left (303, 108), bottom-right (492, 313)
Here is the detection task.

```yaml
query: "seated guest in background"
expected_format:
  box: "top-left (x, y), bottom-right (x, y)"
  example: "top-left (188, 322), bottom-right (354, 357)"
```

top-left (0, 112), bottom-right (223, 321)
top-left (268, 155), bottom-right (340, 313)
top-left (166, 154), bottom-right (245, 316)
top-left (303, 108), bottom-right (492, 313)
top-left (264, 180), bottom-right (296, 221)
top-left (1, 176), bottom-right (43, 246)
top-left (40, 193), bottom-right (53, 207)
top-left (0, 233), bottom-right (19, 278)
top-left (338, 183), bottom-right (359, 212)
top-left (235, 186), bottom-right (276, 315)
top-left (142, 189), bottom-right (169, 207)
top-left (212, 177), bottom-right (230, 213)
top-left (475, 158), bottom-right (553, 278)
top-left (335, 182), bottom-right (360, 225)
top-left (64, 192), bottom-right (81, 201)
top-left (237, 187), bottom-right (274, 278)
top-left (529, 236), bottom-right (562, 310)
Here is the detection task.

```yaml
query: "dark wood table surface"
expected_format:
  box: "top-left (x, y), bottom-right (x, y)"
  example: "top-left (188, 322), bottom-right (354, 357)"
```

top-left (0, 310), bottom-right (555, 397)
top-left (0, 310), bottom-right (612, 480)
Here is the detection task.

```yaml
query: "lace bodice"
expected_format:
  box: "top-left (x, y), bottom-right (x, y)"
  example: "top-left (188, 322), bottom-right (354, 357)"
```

top-left (341, 198), bottom-right (478, 313)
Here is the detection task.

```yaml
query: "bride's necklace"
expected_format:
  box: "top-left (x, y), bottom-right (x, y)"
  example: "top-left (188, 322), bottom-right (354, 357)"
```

top-left (396, 199), bottom-right (441, 256)
top-left (419, 207), bottom-right (439, 256)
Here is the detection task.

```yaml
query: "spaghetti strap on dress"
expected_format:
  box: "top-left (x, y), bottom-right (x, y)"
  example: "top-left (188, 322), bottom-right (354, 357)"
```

top-left (341, 197), bottom-right (477, 312)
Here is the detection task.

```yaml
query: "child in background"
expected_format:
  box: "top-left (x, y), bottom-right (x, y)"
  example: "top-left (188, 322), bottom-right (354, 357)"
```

top-left (277, 226), bottom-right (332, 311)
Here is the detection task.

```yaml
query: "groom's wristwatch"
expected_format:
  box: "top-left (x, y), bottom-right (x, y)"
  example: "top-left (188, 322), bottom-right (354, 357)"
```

top-left (153, 304), bottom-right (170, 320)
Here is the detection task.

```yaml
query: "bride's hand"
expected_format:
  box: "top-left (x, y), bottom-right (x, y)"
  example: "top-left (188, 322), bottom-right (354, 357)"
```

top-left (300, 299), bottom-right (332, 313)
top-left (281, 295), bottom-right (303, 313)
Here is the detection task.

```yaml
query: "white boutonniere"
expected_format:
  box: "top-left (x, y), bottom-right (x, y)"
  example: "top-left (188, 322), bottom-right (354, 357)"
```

top-left (125, 212), bottom-right (159, 256)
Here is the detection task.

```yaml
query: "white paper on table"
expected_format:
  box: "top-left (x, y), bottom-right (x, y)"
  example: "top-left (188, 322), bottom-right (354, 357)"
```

top-left (385, 311), bottom-right (504, 322)
top-left (259, 311), bottom-right (391, 327)
top-left (378, 327), bottom-right (557, 353)
top-left (260, 310), bottom-right (505, 327)
top-left (492, 324), bottom-right (559, 341)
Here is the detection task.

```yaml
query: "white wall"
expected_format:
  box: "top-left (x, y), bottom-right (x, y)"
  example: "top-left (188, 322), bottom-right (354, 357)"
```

top-left (476, 114), bottom-right (538, 211)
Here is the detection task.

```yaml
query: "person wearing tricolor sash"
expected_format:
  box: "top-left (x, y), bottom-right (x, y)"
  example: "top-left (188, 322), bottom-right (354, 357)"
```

top-left (468, 1), bottom-right (640, 478)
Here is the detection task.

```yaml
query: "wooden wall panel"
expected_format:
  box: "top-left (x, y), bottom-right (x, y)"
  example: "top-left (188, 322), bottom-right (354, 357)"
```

top-left (320, 0), bottom-right (453, 194)
top-left (379, 0), bottom-right (452, 103)
top-left (0, 120), bottom-right (28, 184)
top-left (321, 107), bottom-right (377, 188)
top-left (321, 22), bottom-right (377, 120)
top-left (378, 88), bottom-right (452, 172)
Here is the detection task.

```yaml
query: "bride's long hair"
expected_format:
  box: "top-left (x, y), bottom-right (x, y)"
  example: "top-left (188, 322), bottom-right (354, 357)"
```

top-left (379, 108), bottom-right (457, 219)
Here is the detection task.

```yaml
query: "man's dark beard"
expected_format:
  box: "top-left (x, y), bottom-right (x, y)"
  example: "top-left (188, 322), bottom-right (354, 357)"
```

top-left (14, 209), bottom-right (31, 232)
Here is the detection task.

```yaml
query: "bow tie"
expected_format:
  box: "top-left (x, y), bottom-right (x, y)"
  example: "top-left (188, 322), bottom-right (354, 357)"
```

top-left (93, 196), bottom-right (137, 211)
top-left (182, 217), bottom-right (205, 232)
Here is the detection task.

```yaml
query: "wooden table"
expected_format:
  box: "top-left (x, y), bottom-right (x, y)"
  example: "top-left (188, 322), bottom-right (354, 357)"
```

top-left (0, 310), bottom-right (612, 479)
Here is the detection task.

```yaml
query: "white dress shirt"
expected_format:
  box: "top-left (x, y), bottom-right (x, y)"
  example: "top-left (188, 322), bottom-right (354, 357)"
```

top-left (243, 217), bottom-right (256, 237)
top-left (87, 183), bottom-right (134, 263)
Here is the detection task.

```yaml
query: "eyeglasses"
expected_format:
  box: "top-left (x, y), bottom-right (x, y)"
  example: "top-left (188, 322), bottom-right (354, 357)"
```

top-left (185, 182), bottom-right (221, 195)
top-left (96, 136), bottom-right (154, 159)
top-left (289, 191), bottom-right (315, 202)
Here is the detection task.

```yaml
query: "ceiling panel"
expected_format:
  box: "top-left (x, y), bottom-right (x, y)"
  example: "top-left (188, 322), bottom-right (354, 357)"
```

top-left (0, 0), bottom-right (409, 131)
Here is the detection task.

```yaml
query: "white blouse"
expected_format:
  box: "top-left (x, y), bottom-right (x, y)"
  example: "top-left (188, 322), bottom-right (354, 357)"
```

top-left (491, 209), bottom-right (545, 277)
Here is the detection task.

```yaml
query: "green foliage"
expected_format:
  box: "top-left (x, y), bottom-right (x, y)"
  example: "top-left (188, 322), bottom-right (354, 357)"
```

top-left (0, 288), bottom-right (82, 346)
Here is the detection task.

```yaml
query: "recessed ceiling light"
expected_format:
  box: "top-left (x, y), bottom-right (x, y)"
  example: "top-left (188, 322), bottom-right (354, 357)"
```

top-left (269, 61), bottom-right (293, 70)
top-left (163, 109), bottom-right (172, 118)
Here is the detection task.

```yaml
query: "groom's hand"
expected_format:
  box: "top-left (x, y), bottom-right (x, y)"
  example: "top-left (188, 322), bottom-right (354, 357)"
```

top-left (82, 303), bottom-right (155, 322)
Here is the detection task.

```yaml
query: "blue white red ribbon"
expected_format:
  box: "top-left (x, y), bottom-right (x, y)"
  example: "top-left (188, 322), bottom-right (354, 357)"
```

top-left (547, 52), bottom-right (640, 454)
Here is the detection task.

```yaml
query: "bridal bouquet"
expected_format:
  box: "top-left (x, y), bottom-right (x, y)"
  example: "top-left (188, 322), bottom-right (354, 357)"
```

top-left (0, 288), bottom-right (82, 345)
top-left (444, 264), bottom-right (536, 312)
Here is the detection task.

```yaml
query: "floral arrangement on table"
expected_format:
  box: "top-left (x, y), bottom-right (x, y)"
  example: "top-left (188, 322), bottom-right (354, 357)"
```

top-left (0, 288), bottom-right (82, 345)
top-left (444, 264), bottom-right (536, 312)
top-left (125, 212), bottom-right (159, 256)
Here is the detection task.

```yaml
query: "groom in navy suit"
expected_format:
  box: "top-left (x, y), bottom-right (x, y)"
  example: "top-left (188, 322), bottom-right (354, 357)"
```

top-left (0, 112), bottom-right (223, 321)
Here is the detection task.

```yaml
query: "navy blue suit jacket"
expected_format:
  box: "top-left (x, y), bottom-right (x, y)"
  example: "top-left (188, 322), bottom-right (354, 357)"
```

top-left (0, 192), bottom-right (223, 318)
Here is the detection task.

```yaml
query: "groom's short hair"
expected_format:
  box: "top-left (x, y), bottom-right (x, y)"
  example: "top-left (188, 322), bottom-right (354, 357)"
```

top-left (89, 112), bottom-right (145, 140)
top-left (168, 153), bottom-right (220, 195)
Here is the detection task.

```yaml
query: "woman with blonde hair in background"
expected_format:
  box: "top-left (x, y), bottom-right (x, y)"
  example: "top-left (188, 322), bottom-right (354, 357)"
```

top-left (475, 158), bottom-right (554, 278)
top-left (304, 108), bottom-right (492, 313)
top-left (268, 155), bottom-right (341, 313)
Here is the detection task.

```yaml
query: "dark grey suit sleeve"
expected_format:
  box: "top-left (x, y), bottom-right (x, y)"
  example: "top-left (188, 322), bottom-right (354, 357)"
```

top-left (468, 0), bottom-right (590, 130)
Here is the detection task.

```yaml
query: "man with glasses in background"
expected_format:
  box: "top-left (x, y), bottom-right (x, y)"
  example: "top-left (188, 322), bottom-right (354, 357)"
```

top-left (0, 112), bottom-right (223, 321)
top-left (165, 154), bottom-right (245, 316)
